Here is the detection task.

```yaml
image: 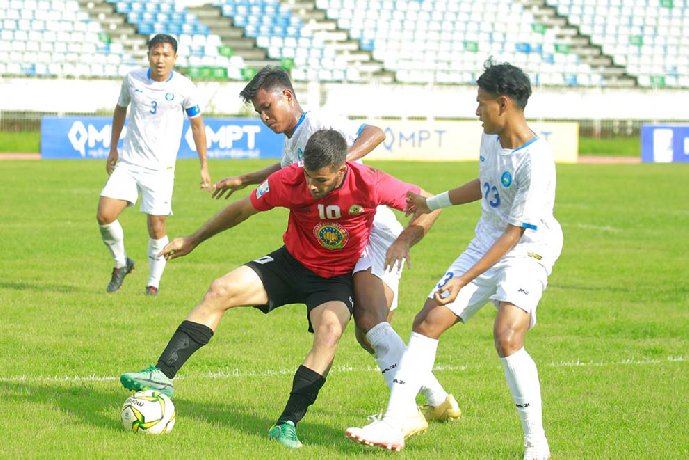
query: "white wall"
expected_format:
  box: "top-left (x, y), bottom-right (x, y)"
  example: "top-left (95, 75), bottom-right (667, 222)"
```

top-left (0, 78), bottom-right (687, 121)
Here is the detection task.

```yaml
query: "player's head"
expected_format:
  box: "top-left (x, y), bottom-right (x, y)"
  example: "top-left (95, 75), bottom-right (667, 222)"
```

top-left (240, 66), bottom-right (300, 135)
top-left (302, 129), bottom-right (347, 199)
top-left (147, 34), bottom-right (177, 82)
top-left (475, 59), bottom-right (531, 134)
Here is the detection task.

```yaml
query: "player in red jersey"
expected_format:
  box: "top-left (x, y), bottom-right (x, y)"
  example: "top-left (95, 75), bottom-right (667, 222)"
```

top-left (119, 129), bottom-right (440, 448)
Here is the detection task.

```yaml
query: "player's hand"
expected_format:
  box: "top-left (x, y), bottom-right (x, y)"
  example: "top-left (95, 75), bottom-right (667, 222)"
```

top-left (106, 150), bottom-right (118, 175)
top-left (433, 277), bottom-right (466, 305)
top-left (405, 191), bottom-right (431, 218)
top-left (200, 168), bottom-right (212, 192)
top-left (385, 239), bottom-right (411, 272)
top-left (211, 176), bottom-right (246, 199)
top-left (160, 236), bottom-right (196, 260)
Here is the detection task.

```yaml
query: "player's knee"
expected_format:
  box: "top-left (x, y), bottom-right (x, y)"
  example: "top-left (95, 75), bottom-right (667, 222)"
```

top-left (96, 209), bottom-right (114, 225)
top-left (203, 278), bottom-right (237, 307)
top-left (313, 320), bottom-right (344, 350)
top-left (493, 329), bottom-right (523, 357)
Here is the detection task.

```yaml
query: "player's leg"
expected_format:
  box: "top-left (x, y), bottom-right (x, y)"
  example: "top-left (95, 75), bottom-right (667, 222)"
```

top-left (97, 165), bottom-right (138, 292)
top-left (120, 264), bottom-right (269, 396)
top-left (346, 254), bottom-right (493, 450)
top-left (144, 214), bottom-right (167, 295)
top-left (270, 273), bottom-right (353, 448)
top-left (140, 168), bottom-right (174, 295)
top-left (345, 296), bottom-right (456, 450)
top-left (493, 262), bottom-right (550, 460)
top-left (272, 301), bottom-right (351, 439)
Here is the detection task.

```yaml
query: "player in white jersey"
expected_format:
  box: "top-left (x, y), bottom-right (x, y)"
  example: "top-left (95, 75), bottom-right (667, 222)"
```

top-left (346, 61), bottom-right (562, 460)
top-left (212, 67), bottom-right (459, 430)
top-left (97, 34), bottom-right (212, 296)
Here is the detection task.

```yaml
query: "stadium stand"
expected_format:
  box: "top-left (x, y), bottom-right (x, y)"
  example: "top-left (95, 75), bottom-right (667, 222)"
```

top-left (0, 0), bottom-right (139, 77)
top-left (0, 0), bottom-right (687, 87)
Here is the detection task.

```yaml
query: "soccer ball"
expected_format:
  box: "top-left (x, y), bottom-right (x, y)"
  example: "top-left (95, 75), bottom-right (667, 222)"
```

top-left (121, 390), bottom-right (176, 434)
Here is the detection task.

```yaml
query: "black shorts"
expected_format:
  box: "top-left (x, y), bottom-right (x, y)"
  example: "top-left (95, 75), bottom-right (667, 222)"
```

top-left (245, 246), bottom-right (354, 332)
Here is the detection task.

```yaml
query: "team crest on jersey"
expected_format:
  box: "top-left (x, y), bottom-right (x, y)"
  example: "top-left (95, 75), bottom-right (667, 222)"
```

top-left (313, 222), bottom-right (349, 250)
top-left (165, 93), bottom-right (175, 101)
top-left (501, 171), bottom-right (513, 187)
top-left (296, 148), bottom-right (304, 161)
top-left (255, 179), bottom-right (270, 198)
top-left (348, 204), bottom-right (363, 216)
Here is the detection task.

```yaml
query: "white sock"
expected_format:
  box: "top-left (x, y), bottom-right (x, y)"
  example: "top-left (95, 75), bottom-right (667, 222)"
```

top-left (419, 372), bottom-right (449, 408)
top-left (99, 220), bottom-right (126, 268)
top-left (501, 348), bottom-right (546, 443)
top-left (367, 323), bottom-right (449, 408)
top-left (147, 236), bottom-right (168, 288)
top-left (366, 322), bottom-right (406, 388)
top-left (384, 332), bottom-right (438, 421)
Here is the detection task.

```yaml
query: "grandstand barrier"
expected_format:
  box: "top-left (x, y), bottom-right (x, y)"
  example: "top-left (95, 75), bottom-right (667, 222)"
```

top-left (365, 120), bottom-right (578, 163)
top-left (641, 124), bottom-right (689, 163)
top-left (40, 115), bottom-right (282, 159)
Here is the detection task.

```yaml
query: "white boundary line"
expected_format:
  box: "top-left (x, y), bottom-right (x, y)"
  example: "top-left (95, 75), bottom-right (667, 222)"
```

top-left (0, 356), bottom-right (685, 384)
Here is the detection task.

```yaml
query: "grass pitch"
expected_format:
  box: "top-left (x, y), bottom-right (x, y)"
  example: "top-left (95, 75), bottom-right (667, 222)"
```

top-left (0, 159), bottom-right (686, 459)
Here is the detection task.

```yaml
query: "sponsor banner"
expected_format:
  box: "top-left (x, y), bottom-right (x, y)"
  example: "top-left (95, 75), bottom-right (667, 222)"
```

top-left (641, 124), bottom-right (689, 163)
top-left (365, 120), bottom-right (578, 163)
top-left (40, 116), bottom-right (283, 160)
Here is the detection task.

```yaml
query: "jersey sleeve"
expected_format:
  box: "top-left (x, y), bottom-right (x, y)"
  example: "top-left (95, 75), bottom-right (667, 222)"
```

top-left (249, 168), bottom-right (289, 211)
top-left (373, 169), bottom-right (420, 211)
top-left (182, 78), bottom-right (201, 118)
top-left (116, 76), bottom-right (131, 107)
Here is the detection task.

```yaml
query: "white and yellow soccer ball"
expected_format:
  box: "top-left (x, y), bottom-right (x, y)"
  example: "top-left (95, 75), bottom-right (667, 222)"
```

top-left (121, 390), bottom-right (176, 434)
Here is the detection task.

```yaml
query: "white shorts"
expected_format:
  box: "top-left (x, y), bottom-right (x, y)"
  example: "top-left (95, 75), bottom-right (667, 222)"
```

top-left (430, 247), bottom-right (549, 328)
top-left (100, 162), bottom-right (175, 216)
top-left (354, 206), bottom-right (403, 311)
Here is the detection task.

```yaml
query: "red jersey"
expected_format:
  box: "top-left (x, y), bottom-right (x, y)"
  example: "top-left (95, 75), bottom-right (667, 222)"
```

top-left (249, 161), bottom-right (419, 278)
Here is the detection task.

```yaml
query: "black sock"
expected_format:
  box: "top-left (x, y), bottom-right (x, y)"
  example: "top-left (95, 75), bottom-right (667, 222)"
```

top-left (156, 320), bottom-right (214, 379)
top-left (277, 365), bottom-right (326, 425)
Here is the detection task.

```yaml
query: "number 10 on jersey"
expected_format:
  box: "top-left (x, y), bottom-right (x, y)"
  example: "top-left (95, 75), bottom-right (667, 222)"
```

top-left (318, 204), bottom-right (342, 219)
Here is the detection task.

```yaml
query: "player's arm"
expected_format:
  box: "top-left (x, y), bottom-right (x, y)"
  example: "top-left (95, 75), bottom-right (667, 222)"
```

top-left (434, 224), bottom-right (524, 304)
top-left (346, 124), bottom-right (385, 162)
top-left (161, 197), bottom-right (259, 260)
top-left (211, 162), bottom-right (281, 200)
top-left (405, 178), bottom-right (482, 217)
top-left (385, 187), bottom-right (442, 270)
top-left (107, 105), bottom-right (127, 175)
top-left (189, 115), bottom-right (212, 191)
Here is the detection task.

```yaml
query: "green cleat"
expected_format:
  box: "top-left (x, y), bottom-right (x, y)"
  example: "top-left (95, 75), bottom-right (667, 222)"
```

top-left (268, 421), bottom-right (303, 448)
top-left (120, 365), bottom-right (174, 398)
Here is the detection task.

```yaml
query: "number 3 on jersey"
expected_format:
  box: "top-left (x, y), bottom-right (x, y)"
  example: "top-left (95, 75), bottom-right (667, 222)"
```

top-left (150, 100), bottom-right (158, 114)
top-left (318, 204), bottom-right (341, 220)
top-left (483, 181), bottom-right (500, 208)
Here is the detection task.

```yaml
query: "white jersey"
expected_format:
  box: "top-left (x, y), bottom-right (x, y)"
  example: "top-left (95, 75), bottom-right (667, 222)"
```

top-left (280, 110), bottom-right (363, 167)
top-left (117, 68), bottom-right (201, 171)
top-left (280, 110), bottom-right (403, 239)
top-left (472, 133), bottom-right (563, 274)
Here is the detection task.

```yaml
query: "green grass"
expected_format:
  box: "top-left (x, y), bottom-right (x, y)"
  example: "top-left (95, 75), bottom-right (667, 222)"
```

top-left (578, 136), bottom-right (640, 156)
top-left (0, 159), bottom-right (687, 459)
top-left (0, 130), bottom-right (40, 153)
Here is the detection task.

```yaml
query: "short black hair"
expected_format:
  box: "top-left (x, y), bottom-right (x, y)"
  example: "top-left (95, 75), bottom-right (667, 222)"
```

top-left (239, 66), bottom-right (294, 103)
top-left (476, 58), bottom-right (532, 109)
top-left (148, 34), bottom-right (177, 53)
top-left (303, 129), bottom-right (347, 172)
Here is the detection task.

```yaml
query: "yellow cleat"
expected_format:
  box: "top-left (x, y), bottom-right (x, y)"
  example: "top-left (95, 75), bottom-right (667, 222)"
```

top-left (420, 394), bottom-right (462, 422)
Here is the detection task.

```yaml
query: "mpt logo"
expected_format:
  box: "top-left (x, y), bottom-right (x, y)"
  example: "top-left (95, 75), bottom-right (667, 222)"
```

top-left (68, 121), bottom-right (124, 157)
